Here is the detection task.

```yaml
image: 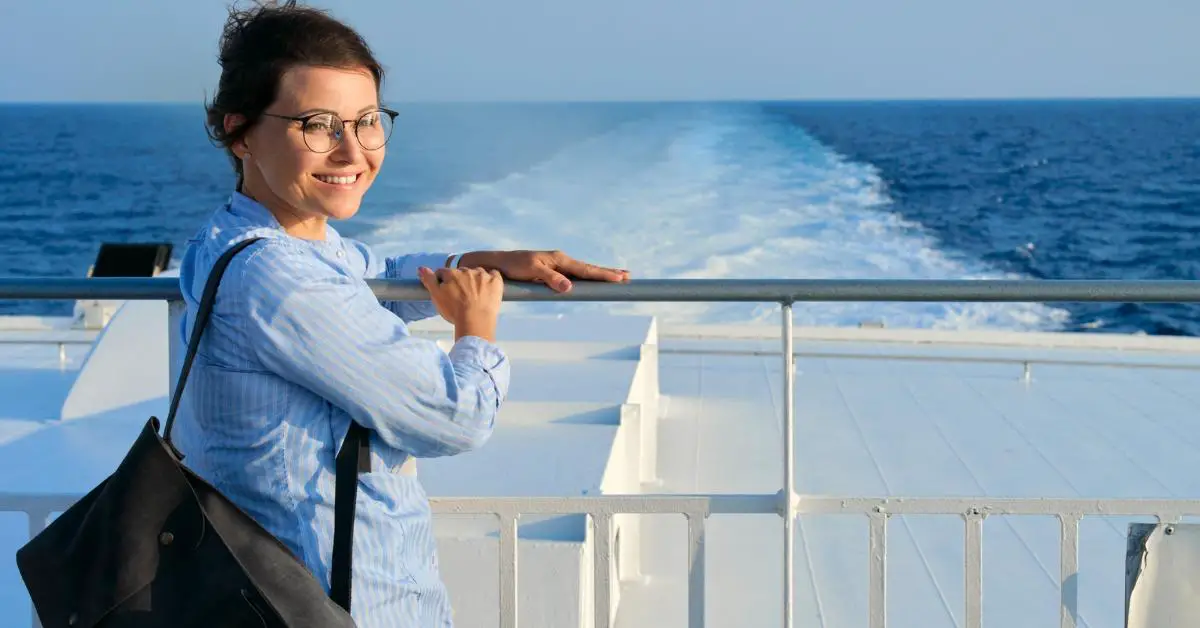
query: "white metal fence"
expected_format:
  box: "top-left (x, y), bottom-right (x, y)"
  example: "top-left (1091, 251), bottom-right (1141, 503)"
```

top-left (11, 492), bottom-right (1200, 628)
top-left (4, 278), bottom-right (1200, 628)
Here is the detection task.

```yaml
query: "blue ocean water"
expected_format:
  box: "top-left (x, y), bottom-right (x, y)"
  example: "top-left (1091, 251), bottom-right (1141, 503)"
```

top-left (1, 99), bottom-right (1198, 334)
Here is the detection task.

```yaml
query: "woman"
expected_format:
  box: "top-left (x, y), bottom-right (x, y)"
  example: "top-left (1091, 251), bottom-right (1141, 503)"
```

top-left (174, 2), bottom-right (628, 625)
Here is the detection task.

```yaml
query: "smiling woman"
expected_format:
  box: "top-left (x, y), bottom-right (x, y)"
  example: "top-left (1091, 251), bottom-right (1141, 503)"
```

top-left (212, 61), bottom-right (395, 232)
top-left (172, 1), bottom-right (629, 627)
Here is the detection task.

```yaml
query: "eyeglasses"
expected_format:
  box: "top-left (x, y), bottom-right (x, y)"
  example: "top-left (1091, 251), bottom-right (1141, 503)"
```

top-left (261, 108), bottom-right (398, 153)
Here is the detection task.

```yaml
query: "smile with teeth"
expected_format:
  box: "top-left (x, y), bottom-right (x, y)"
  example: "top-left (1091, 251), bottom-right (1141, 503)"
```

top-left (314, 173), bottom-right (360, 185)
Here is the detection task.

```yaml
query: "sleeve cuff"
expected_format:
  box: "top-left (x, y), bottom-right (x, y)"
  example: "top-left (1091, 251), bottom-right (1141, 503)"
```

top-left (449, 335), bottom-right (511, 400)
top-left (387, 252), bottom-right (454, 279)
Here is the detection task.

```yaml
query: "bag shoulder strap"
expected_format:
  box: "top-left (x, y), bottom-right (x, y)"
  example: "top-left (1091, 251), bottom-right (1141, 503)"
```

top-left (160, 235), bottom-right (368, 613)
top-left (163, 236), bottom-right (262, 442)
top-left (331, 422), bottom-right (370, 611)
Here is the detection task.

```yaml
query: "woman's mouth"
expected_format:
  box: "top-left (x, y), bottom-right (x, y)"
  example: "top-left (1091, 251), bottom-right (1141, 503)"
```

top-left (313, 173), bottom-right (361, 187)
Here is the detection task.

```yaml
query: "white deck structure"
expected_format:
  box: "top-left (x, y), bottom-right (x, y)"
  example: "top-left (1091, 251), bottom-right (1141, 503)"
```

top-left (1, 280), bottom-right (1200, 627)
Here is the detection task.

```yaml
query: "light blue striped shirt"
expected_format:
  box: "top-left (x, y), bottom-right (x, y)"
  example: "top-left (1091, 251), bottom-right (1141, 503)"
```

top-left (173, 191), bottom-right (510, 627)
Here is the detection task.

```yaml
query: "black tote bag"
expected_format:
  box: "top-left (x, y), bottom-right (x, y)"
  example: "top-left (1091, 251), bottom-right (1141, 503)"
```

top-left (17, 237), bottom-right (370, 627)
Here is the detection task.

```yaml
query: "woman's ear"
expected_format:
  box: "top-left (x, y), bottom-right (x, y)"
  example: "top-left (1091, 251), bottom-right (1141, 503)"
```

top-left (224, 113), bottom-right (250, 159)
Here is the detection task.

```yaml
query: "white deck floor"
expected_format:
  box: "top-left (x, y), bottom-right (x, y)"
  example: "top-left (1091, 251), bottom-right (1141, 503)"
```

top-left (615, 326), bottom-right (1200, 628)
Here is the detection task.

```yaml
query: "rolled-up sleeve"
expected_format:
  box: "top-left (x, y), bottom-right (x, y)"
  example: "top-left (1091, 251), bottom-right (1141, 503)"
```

top-left (382, 252), bottom-right (449, 322)
top-left (348, 239), bottom-right (449, 323)
top-left (239, 243), bottom-right (509, 457)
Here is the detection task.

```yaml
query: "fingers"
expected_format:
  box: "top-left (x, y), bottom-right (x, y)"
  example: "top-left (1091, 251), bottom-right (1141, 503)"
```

top-left (583, 263), bottom-right (630, 282)
top-left (538, 268), bottom-right (573, 293)
top-left (429, 267), bottom-right (503, 290)
top-left (465, 267), bottom-right (503, 291)
top-left (418, 266), bottom-right (438, 291)
top-left (486, 269), bottom-right (505, 302)
top-left (418, 266), bottom-right (466, 289)
top-left (556, 256), bottom-right (630, 283)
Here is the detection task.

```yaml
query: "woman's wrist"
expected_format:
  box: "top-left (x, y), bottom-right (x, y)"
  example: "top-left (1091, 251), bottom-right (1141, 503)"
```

top-left (454, 316), bottom-right (497, 343)
top-left (453, 251), bottom-right (496, 270)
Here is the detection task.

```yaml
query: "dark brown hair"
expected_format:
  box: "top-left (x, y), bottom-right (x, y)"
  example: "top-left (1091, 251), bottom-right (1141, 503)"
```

top-left (204, 1), bottom-right (385, 178)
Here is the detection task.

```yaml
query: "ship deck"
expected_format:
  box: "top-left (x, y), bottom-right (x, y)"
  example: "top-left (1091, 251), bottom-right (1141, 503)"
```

top-left (620, 325), bottom-right (1200, 628)
top-left (0, 311), bottom-right (1199, 627)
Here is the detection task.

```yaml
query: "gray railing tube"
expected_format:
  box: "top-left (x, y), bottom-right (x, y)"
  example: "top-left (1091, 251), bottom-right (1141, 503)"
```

top-left (4, 277), bottom-right (1200, 302)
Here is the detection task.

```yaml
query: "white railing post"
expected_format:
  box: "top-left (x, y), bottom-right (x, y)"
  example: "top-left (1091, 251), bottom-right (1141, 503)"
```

top-left (498, 510), bottom-right (519, 628)
top-left (594, 513), bottom-right (614, 628)
top-left (964, 509), bottom-right (984, 628)
top-left (685, 511), bottom-right (708, 628)
top-left (782, 303), bottom-right (796, 628)
top-left (868, 509), bottom-right (888, 628)
top-left (1059, 513), bottom-right (1081, 628)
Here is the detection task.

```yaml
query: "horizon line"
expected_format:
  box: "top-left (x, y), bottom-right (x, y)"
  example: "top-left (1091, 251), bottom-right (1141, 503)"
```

top-left (2, 94), bottom-right (1200, 106)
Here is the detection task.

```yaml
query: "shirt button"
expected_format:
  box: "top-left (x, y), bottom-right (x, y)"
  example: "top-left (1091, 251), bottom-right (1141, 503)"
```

top-left (336, 250), bottom-right (345, 258)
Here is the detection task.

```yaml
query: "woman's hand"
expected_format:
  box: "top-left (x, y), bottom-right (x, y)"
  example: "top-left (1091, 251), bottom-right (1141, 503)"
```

top-left (457, 250), bottom-right (629, 293)
top-left (418, 266), bottom-right (504, 342)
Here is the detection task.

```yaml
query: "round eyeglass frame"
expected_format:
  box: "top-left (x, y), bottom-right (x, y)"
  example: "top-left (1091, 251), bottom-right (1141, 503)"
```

top-left (261, 107), bottom-right (398, 153)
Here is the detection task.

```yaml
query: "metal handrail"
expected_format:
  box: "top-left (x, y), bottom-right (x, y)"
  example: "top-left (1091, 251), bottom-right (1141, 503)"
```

top-left (3, 277), bottom-right (1200, 302)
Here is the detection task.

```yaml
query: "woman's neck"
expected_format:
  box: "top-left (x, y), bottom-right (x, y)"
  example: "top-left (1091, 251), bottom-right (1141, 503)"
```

top-left (239, 175), bottom-right (328, 241)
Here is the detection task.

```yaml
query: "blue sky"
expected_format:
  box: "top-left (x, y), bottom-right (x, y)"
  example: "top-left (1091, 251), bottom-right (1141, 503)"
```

top-left (2, 0), bottom-right (1197, 102)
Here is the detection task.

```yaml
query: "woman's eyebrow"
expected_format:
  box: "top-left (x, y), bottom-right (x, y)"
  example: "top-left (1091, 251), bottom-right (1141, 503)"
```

top-left (293, 105), bottom-right (381, 117)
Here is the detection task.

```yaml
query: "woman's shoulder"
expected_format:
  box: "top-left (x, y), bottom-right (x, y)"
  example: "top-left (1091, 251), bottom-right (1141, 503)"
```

top-left (182, 234), bottom-right (320, 303)
top-left (230, 236), bottom-right (339, 292)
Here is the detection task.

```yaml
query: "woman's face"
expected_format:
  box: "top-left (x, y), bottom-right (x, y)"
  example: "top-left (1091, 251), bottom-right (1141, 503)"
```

top-left (230, 65), bottom-right (386, 235)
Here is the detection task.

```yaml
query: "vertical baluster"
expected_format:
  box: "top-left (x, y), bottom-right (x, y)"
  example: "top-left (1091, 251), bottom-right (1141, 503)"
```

top-left (594, 513), bottom-right (613, 628)
top-left (498, 511), bottom-right (519, 628)
top-left (868, 512), bottom-right (887, 628)
top-left (687, 512), bottom-right (708, 628)
top-left (1059, 514), bottom-right (1081, 628)
top-left (782, 303), bottom-right (795, 628)
top-left (964, 511), bottom-right (983, 628)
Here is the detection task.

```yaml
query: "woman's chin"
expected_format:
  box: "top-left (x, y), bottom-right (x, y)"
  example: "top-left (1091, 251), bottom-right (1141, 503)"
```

top-left (320, 202), bottom-right (361, 221)
top-left (304, 192), bottom-right (365, 221)
top-left (306, 183), bottom-right (370, 221)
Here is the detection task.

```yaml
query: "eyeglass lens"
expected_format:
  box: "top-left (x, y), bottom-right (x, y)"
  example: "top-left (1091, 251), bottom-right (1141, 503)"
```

top-left (302, 111), bottom-right (393, 152)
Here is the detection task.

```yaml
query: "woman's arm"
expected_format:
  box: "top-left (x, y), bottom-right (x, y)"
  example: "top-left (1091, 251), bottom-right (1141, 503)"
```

top-left (239, 242), bottom-right (509, 457)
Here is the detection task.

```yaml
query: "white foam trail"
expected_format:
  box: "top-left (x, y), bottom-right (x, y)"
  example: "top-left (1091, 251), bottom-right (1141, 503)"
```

top-left (366, 105), bottom-right (1070, 331)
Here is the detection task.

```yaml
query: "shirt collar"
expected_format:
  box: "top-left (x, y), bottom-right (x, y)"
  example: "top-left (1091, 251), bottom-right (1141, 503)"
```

top-left (228, 190), bottom-right (283, 231)
top-left (227, 190), bottom-right (344, 248)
